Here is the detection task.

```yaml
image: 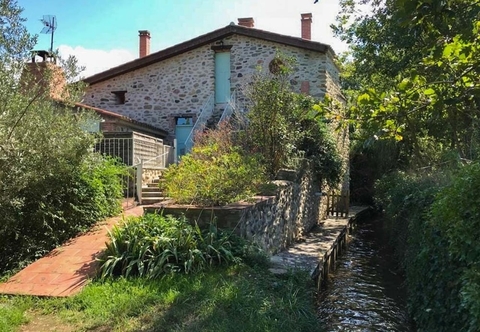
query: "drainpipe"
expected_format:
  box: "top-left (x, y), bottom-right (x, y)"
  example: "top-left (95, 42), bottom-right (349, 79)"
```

top-left (174, 138), bottom-right (178, 164)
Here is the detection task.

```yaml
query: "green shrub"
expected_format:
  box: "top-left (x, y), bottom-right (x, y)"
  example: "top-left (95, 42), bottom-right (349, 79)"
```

top-left (291, 95), bottom-right (343, 186)
top-left (421, 163), bottom-right (480, 331)
top-left (374, 171), bottom-right (446, 267)
top-left (375, 164), bottom-right (480, 331)
top-left (99, 213), bottom-right (241, 279)
top-left (0, 0), bottom-right (128, 275)
top-left (244, 57), bottom-right (343, 184)
top-left (164, 124), bottom-right (266, 206)
top-left (0, 153), bottom-right (126, 274)
top-left (244, 57), bottom-right (298, 178)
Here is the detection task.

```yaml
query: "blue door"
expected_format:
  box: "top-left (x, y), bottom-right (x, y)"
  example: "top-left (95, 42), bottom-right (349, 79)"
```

top-left (215, 52), bottom-right (231, 103)
top-left (175, 117), bottom-right (193, 159)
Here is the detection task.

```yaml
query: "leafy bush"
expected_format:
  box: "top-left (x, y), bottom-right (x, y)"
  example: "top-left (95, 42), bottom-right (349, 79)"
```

top-left (291, 95), bottom-right (343, 186)
top-left (244, 55), bottom-right (343, 185)
top-left (0, 152), bottom-right (126, 274)
top-left (98, 213), bottom-right (241, 278)
top-left (244, 57), bottom-right (298, 178)
top-left (374, 171), bottom-right (446, 267)
top-left (416, 163), bottom-right (480, 331)
top-left (0, 2), bottom-right (126, 275)
top-left (164, 124), bottom-right (266, 206)
top-left (375, 164), bottom-right (480, 331)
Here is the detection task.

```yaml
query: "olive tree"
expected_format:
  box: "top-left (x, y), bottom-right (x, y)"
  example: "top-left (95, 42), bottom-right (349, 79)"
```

top-left (0, 0), bottom-right (124, 273)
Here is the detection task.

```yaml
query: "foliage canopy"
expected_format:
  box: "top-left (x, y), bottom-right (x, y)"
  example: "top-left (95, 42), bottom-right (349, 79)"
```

top-left (336, 0), bottom-right (480, 166)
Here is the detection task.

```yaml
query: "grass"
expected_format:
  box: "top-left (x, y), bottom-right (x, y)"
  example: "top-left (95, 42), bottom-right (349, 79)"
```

top-left (0, 264), bottom-right (322, 332)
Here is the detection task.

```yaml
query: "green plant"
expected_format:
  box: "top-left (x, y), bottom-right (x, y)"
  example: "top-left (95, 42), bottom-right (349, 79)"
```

top-left (99, 213), bottom-right (241, 278)
top-left (0, 1), bottom-right (127, 276)
top-left (244, 55), bottom-right (344, 186)
top-left (335, 1), bottom-right (480, 164)
top-left (420, 162), bottom-right (480, 331)
top-left (1, 264), bottom-right (321, 332)
top-left (0, 152), bottom-right (126, 275)
top-left (164, 124), bottom-right (266, 206)
top-left (374, 171), bottom-right (446, 269)
top-left (244, 54), bottom-right (299, 178)
top-left (291, 95), bottom-right (343, 186)
top-left (374, 163), bottom-right (480, 331)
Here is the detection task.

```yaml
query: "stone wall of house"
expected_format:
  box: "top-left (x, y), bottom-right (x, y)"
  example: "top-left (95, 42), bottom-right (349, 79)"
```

top-left (83, 33), bottom-right (342, 141)
top-left (324, 52), bottom-right (344, 104)
top-left (83, 44), bottom-right (215, 142)
top-left (224, 34), bottom-right (330, 103)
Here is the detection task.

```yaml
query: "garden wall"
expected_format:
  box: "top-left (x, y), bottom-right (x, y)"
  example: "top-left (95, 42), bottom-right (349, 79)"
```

top-left (146, 164), bottom-right (325, 254)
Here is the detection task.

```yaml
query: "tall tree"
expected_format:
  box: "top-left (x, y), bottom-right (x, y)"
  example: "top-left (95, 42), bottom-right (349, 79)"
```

top-left (0, 0), bottom-right (124, 273)
top-left (336, 0), bottom-right (480, 166)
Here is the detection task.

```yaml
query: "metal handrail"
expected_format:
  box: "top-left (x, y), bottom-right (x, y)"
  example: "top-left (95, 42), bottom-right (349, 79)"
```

top-left (218, 91), bottom-right (236, 124)
top-left (132, 148), bottom-right (174, 205)
top-left (219, 90), bottom-right (244, 125)
top-left (184, 94), bottom-right (214, 149)
top-left (134, 149), bottom-right (172, 168)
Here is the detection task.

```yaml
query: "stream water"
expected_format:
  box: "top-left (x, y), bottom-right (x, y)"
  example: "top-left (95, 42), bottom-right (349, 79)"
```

top-left (317, 218), bottom-right (414, 331)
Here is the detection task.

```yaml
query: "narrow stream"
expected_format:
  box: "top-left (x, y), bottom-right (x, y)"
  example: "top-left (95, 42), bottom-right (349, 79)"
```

top-left (317, 218), bottom-right (413, 331)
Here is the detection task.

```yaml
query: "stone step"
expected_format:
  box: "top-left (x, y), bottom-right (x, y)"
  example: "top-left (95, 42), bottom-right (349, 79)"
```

top-left (142, 187), bottom-right (162, 193)
top-left (142, 191), bottom-right (164, 198)
top-left (151, 178), bottom-right (165, 184)
top-left (141, 197), bottom-right (170, 205)
top-left (147, 182), bottom-right (161, 188)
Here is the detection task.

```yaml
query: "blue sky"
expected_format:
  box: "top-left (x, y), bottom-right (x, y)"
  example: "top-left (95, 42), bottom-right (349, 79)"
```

top-left (18, 0), bottom-right (347, 77)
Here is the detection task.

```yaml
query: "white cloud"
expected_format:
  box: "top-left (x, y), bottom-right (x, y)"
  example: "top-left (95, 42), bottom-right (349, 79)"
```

top-left (57, 45), bottom-right (135, 78)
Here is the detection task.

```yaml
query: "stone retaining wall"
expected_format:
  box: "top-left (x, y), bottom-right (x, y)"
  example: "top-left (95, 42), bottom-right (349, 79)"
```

top-left (147, 164), bottom-right (325, 254)
top-left (238, 178), bottom-right (321, 254)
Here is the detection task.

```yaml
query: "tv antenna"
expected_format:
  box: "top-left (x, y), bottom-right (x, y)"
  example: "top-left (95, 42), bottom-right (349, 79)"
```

top-left (40, 15), bottom-right (57, 53)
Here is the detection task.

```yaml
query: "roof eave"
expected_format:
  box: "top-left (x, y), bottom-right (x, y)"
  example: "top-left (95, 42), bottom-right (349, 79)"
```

top-left (74, 102), bottom-right (169, 137)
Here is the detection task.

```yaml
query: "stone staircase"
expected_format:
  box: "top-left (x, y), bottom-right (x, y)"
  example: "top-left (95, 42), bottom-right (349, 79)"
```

top-left (141, 178), bottom-right (169, 205)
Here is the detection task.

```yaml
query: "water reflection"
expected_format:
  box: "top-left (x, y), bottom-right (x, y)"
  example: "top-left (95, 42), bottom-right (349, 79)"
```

top-left (317, 219), bottom-right (412, 332)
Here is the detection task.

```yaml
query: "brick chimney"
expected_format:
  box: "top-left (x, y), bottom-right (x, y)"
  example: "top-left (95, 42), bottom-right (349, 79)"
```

top-left (301, 13), bottom-right (312, 40)
top-left (20, 51), bottom-right (66, 99)
top-left (238, 17), bottom-right (254, 28)
top-left (139, 30), bottom-right (151, 58)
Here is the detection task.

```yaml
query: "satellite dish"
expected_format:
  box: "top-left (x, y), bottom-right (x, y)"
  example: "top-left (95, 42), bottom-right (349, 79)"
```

top-left (40, 15), bottom-right (57, 53)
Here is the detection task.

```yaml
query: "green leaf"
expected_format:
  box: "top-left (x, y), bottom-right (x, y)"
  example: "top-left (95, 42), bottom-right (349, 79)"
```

top-left (443, 43), bottom-right (455, 58)
top-left (357, 93), bottom-right (371, 105)
top-left (424, 88), bottom-right (436, 96)
top-left (398, 78), bottom-right (411, 91)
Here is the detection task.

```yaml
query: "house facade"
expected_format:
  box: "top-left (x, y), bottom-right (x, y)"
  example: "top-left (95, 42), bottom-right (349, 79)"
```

top-left (82, 14), bottom-right (344, 157)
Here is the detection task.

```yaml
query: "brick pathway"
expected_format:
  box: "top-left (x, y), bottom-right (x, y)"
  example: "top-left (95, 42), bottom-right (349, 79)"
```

top-left (0, 205), bottom-right (143, 297)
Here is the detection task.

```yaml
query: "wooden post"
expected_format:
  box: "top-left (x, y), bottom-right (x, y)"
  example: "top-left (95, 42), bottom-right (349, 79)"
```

top-left (136, 160), bottom-right (143, 205)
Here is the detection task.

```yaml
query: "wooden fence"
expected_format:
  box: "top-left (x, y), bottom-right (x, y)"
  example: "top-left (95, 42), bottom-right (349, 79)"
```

top-left (94, 132), bottom-right (174, 167)
top-left (326, 191), bottom-right (350, 218)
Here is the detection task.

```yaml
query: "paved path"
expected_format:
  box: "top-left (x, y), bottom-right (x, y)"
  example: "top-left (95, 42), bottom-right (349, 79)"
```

top-left (0, 205), bottom-right (143, 297)
top-left (269, 206), bottom-right (369, 275)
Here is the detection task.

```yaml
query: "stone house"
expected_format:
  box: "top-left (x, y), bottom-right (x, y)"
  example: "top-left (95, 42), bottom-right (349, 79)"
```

top-left (23, 50), bottom-right (168, 140)
top-left (82, 13), bottom-right (344, 158)
top-left (21, 50), bottom-right (171, 177)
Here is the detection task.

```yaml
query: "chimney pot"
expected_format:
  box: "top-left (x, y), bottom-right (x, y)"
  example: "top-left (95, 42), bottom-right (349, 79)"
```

top-left (139, 30), bottom-right (151, 58)
top-left (238, 17), bottom-right (254, 28)
top-left (301, 13), bottom-right (312, 40)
